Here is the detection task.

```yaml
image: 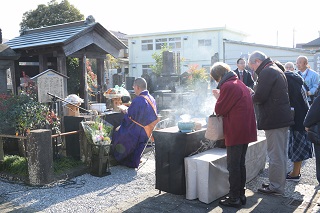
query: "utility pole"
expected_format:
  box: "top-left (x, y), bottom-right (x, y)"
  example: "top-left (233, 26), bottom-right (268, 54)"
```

top-left (293, 28), bottom-right (296, 48)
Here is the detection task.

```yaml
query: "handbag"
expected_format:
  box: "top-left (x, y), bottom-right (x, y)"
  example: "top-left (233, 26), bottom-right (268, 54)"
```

top-left (307, 123), bottom-right (320, 145)
top-left (205, 114), bottom-right (224, 141)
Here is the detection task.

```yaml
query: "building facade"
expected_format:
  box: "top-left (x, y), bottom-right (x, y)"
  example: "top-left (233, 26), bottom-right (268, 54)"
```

top-left (126, 27), bottom-right (247, 77)
top-left (127, 27), bottom-right (316, 78)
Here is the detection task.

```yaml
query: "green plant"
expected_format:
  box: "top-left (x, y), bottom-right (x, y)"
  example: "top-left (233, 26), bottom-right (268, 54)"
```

top-left (53, 157), bottom-right (84, 174)
top-left (150, 44), bottom-right (171, 76)
top-left (0, 155), bottom-right (85, 176)
top-left (0, 94), bottom-right (60, 135)
top-left (186, 64), bottom-right (209, 89)
top-left (0, 155), bottom-right (28, 176)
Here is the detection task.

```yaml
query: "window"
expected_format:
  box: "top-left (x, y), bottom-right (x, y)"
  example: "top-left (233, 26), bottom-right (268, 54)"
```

top-left (155, 37), bottom-right (182, 50)
top-left (141, 39), bottom-right (153, 51)
top-left (155, 38), bottom-right (167, 50)
top-left (168, 37), bottom-right (181, 49)
top-left (198, 39), bottom-right (211, 47)
top-left (142, 64), bottom-right (152, 74)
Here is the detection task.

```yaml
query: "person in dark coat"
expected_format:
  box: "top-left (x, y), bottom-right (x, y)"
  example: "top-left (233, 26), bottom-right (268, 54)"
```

top-left (234, 58), bottom-right (255, 88)
top-left (211, 62), bottom-right (257, 208)
top-left (248, 51), bottom-right (294, 196)
top-left (276, 61), bottom-right (312, 181)
top-left (304, 95), bottom-right (320, 187)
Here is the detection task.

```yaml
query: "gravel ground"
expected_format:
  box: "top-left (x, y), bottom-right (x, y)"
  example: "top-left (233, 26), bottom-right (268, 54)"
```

top-left (0, 153), bottom-right (157, 212)
top-left (0, 132), bottom-right (319, 212)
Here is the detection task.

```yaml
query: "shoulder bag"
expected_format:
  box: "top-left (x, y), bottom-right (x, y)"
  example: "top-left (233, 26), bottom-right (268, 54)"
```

top-left (205, 114), bottom-right (224, 141)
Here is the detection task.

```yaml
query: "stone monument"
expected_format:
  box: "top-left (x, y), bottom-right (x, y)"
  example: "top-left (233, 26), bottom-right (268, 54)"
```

top-left (0, 43), bottom-right (20, 94)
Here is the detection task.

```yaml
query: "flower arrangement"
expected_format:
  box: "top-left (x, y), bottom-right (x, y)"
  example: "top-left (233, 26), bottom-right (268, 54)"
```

top-left (81, 118), bottom-right (113, 146)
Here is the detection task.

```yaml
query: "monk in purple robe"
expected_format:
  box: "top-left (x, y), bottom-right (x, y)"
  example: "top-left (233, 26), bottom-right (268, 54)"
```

top-left (112, 77), bottom-right (159, 168)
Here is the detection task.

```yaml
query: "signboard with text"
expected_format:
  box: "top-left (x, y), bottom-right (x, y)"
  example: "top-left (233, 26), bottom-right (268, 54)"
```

top-left (31, 69), bottom-right (68, 103)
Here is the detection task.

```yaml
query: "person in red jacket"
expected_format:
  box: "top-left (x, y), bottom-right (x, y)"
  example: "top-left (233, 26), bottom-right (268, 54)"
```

top-left (210, 62), bottom-right (257, 208)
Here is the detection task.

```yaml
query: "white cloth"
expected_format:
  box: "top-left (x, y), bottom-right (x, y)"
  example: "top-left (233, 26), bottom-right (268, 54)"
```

top-left (184, 137), bottom-right (267, 204)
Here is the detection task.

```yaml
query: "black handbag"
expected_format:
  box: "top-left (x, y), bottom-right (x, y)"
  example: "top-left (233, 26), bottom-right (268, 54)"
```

top-left (307, 123), bottom-right (320, 145)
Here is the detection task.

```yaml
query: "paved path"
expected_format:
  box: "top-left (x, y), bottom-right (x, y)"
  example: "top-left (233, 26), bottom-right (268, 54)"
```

top-left (1, 148), bottom-right (320, 212)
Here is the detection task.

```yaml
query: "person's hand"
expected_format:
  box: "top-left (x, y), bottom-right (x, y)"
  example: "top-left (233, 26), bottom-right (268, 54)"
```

top-left (247, 87), bottom-right (254, 95)
top-left (307, 91), bottom-right (311, 96)
top-left (120, 108), bottom-right (128, 114)
top-left (212, 89), bottom-right (220, 99)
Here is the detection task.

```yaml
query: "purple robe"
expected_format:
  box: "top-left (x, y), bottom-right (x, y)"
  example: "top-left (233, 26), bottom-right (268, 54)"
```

top-left (112, 90), bottom-right (158, 168)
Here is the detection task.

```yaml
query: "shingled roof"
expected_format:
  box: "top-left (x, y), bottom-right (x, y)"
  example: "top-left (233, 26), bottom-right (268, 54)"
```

top-left (302, 37), bottom-right (320, 48)
top-left (0, 44), bottom-right (20, 60)
top-left (5, 17), bottom-right (127, 57)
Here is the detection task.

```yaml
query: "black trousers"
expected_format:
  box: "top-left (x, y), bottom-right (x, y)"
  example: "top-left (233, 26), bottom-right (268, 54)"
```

top-left (226, 144), bottom-right (248, 198)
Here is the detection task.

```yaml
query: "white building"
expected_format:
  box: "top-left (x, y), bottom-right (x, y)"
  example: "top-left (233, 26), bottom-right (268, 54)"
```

top-left (126, 27), bottom-right (316, 78)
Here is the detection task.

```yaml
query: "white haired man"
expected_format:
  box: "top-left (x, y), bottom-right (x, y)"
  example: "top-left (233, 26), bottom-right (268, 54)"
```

top-left (248, 51), bottom-right (294, 196)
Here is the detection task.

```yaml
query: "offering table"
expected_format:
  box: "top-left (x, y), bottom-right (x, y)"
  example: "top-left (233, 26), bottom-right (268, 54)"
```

top-left (184, 137), bottom-right (267, 204)
top-left (153, 126), bottom-right (205, 195)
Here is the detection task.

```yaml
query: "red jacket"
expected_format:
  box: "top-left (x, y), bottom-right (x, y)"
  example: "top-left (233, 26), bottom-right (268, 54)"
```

top-left (215, 74), bottom-right (257, 146)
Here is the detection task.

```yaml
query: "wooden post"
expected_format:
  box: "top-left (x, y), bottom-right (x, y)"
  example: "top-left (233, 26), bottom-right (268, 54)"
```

top-left (27, 129), bottom-right (53, 186)
top-left (0, 137), bottom-right (4, 162)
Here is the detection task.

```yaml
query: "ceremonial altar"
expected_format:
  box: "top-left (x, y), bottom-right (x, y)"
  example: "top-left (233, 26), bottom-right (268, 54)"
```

top-left (184, 137), bottom-right (267, 204)
top-left (153, 126), bottom-right (205, 195)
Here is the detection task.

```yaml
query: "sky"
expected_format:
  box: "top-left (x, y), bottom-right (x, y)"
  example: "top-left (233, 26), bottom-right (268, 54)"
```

top-left (1, 0), bottom-right (320, 48)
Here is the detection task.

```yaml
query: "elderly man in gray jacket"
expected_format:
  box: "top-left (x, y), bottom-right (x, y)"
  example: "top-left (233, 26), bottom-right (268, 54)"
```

top-left (248, 51), bottom-right (294, 195)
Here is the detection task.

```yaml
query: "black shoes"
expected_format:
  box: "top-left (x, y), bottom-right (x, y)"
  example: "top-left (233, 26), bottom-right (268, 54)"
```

top-left (240, 194), bottom-right (246, 205)
top-left (286, 172), bottom-right (301, 182)
top-left (219, 196), bottom-right (243, 208)
top-left (258, 186), bottom-right (282, 196)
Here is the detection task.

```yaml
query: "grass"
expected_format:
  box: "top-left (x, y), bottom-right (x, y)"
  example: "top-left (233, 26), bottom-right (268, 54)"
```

top-left (0, 155), bottom-right (84, 177)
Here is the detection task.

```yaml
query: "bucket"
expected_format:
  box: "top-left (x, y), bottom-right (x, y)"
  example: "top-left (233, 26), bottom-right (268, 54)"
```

top-left (90, 103), bottom-right (106, 113)
top-left (66, 104), bottom-right (80, 116)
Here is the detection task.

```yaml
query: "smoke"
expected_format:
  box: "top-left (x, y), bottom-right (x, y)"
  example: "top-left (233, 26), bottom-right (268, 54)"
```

top-left (159, 81), bottom-right (217, 125)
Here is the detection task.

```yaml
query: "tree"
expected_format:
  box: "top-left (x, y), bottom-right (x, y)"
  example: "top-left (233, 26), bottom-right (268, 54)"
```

top-left (19, 0), bottom-right (85, 95)
top-left (150, 45), bottom-right (171, 76)
top-left (19, 0), bottom-right (84, 33)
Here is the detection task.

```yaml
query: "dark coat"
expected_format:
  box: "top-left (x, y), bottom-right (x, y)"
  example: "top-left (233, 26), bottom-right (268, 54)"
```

top-left (284, 71), bottom-right (309, 131)
top-left (215, 72), bottom-right (257, 146)
top-left (252, 58), bottom-right (294, 130)
top-left (234, 68), bottom-right (255, 88)
top-left (304, 95), bottom-right (320, 128)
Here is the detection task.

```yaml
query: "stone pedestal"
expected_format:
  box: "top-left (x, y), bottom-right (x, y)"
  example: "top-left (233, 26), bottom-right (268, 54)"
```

top-left (27, 129), bottom-right (53, 186)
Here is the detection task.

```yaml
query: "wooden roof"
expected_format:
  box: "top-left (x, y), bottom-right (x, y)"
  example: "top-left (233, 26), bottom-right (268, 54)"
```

top-left (5, 19), bottom-right (127, 58)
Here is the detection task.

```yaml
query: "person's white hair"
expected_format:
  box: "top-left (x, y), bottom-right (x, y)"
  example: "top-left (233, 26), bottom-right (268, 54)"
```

top-left (284, 62), bottom-right (294, 69)
top-left (248, 51), bottom-right (267, 64)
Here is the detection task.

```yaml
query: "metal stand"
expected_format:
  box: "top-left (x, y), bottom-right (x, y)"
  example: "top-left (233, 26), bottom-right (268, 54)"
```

top-left (49, 95), bottom-right (61, 159)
